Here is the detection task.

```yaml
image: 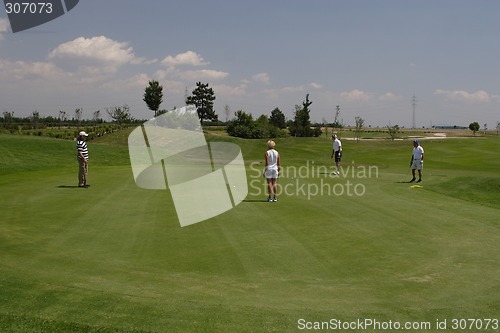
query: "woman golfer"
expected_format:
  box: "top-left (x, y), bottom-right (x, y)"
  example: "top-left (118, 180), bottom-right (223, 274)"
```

top-left (264, 140), bottom-right (280, 202)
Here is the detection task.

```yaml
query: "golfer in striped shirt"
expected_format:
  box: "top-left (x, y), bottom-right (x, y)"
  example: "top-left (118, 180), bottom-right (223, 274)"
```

top-left (77, 131), bottom-right (89, 188)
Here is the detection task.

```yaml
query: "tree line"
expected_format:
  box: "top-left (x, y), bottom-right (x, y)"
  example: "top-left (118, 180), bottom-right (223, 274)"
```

top-left (1, 105), bottom-right (144, 130)
top-left (1, 79), bottom-right (348, 140)
top-left (13, 78), bottom-right (491, 141)
top-left (144, 80), bottom-right (331, 139)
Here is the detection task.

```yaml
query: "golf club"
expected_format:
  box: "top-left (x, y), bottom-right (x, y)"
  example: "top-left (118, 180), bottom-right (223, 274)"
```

top-left (398, 166), bottom-right (411, 183)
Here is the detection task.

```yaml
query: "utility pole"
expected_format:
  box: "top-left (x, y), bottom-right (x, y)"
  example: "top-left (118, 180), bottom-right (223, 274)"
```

top-left (412, 94), bottom-right (417, 129)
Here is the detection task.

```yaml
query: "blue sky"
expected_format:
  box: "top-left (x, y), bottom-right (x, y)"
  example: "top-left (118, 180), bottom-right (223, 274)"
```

top-left (1, 0), bottom-right (499, 128)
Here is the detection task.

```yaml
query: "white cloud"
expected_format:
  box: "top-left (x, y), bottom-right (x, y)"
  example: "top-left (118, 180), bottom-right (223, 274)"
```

top-left (261, 83), bottom-right (321, 98)
top-left (0, 59), bottom-right (66, 80)
top-left (48, 36), bottom-right (143, 65)
top-left (0, 18), bottom-right (9, 40)
top-left (340, 89), bottom-right (371, 102)
top-left (434, 89), bottom-right (490, 103)
top-left (282, 85), bottom-right (307, 93)
top-left (309, 82), bottom-right (322, 89)
top-left (154, 67), bottom-right (180, 81)
top-left (252, 72), bottom-right (270, 84)
top-left (101, 73), bottom-right (151, 92)
top-left (379, 92), bottom-right (402, 101)
top-left (180, 69), bottom-right (229, 81)
top-left (0, 57), bottom-right (127, 87)
top-left (161, 51), bottom-right (208, 67)
top-left (161, 80), bottom-right (187, 96)
top-left (213, 83), bottom-right (247, 96)
top-left (277, 83), bottom-right (322, 93)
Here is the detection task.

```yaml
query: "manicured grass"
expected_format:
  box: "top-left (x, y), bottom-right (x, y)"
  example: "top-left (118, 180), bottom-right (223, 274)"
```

top-left (0, 133), bottom-right (499, 332)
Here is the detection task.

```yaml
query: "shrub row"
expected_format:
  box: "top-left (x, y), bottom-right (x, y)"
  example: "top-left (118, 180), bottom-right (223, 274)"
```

top-left (1, 124), bottom-right (129, 140)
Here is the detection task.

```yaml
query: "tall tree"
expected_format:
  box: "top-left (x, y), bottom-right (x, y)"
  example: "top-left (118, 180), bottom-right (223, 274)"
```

top-left (74, 108), bottom-right (82, 128)
top-left (354, 116), bottom-right (364, 141)
top-left (143, 80), bottom-right (163, 117)
top-left (469, 121), bottom-right (480, 136)
top-left (31, 111), bottom-right (40, 130)
top-left (93, 110), bottom-right (101, 124)
top-left (386, 124), bottom-right (400, 140)
top-left (333, 105), bottom-right (342, 131)
top-left (269, 107), bottom-right (286, 129)
top-left (106, 104), bottom-right (133, 124)
top-left (224, 104), bottom-right (231, 122)
top-left (3, 111), bottom-right (13, 128)
top-left (186, 82), bottom-right (217, 124)
top-left (58, 111), bottom-right (66, 129)
top-left (289, 94), bottom-right (313, 137)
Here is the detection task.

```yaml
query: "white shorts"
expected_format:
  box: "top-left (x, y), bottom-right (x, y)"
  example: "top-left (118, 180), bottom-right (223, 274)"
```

top-left (265, 169), bottom-right (279, 179)
top-left (412, 159), bottom-right (423, 170)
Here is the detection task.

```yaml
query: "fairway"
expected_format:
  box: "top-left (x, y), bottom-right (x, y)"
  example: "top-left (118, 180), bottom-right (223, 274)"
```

top-left (0, 133), bottom-right (499, 332)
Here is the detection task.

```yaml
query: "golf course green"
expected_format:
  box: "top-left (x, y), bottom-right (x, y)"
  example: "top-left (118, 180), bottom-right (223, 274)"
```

top-left (0, 131), bottom-right (499, 332)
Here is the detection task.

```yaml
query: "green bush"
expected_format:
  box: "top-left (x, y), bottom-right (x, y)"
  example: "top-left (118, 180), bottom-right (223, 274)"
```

top-left (227, 124), bottom-right (252, 138)
top-left (268, 126), bottom-right (288, 138)
top-left (226, 111), bottom-right (289, 139)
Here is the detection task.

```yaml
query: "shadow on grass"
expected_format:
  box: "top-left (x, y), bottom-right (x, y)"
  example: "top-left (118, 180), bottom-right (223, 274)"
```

top-left (242, 199), bottom-right (271, 203)
top-left (57, 185), bottom-right (90, 189)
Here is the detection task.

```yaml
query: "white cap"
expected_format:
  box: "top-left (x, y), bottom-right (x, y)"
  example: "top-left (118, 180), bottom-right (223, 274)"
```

top-left (79, 131), bottom-right (88, 137)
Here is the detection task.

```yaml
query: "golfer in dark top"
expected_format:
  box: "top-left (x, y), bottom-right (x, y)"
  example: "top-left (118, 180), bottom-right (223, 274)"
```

top-left (331, 134), bottom-right (342, 175)
top-left (77, 131), bottom-right (89, 188)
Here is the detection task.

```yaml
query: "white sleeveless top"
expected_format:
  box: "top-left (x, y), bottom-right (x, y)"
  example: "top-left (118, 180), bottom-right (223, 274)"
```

top-left (266, 149), bottom-right (279, 170)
